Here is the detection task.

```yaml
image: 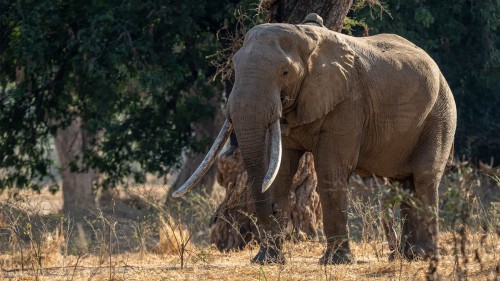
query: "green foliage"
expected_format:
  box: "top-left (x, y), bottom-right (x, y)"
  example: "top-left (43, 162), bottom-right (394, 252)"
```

top-left (0, 0), bottom-right (248, 189)
top-left (2, 0), bottom-right (498, 191)
top-left (354, 0), bottom-right (500, 161)
top-left (343, 16), bottom-right (368, 35)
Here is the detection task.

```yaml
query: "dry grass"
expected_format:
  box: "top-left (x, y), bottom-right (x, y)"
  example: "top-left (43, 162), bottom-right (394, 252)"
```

top-left (0, 233), bottom-right (497, 280)
top-left (155, 214), bottom-right (192, 255)
top-left (0, 163), bottom-right (498, 280)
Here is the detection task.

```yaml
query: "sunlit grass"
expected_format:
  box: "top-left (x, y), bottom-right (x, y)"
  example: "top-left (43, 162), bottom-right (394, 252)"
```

top-left (0, 163), bottom-right (498, 280)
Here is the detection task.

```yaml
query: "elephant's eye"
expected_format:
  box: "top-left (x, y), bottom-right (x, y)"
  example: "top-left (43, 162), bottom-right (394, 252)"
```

top-left (283, 70), bottom-right (289, 76)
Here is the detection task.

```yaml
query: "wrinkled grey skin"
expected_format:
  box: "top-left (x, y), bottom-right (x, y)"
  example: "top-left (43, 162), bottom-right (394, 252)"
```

top-left (226, 22), bottom-right (457, 264)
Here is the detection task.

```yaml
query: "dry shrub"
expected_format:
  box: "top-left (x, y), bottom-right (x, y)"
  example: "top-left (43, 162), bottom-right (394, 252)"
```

top-left (0, 202), bottom-right (66, 273)
top-left (155, 213), bottom-right (191, 255)
top-left (210, 6), bottom-right (265, 82)
top-left (0, 227), bottom-right (65, 270)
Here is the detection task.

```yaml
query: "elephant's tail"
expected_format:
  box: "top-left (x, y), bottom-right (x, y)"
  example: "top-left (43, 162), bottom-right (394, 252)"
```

top-left (447, 142), bottom-right (455, 166)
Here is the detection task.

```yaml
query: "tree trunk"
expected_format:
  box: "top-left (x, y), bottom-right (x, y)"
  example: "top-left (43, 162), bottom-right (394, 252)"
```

top-left (210, 149), bottom-right (321, 251)
top-left (289, 152), bottom-right (322, 241)
top-left (210, 147), bottom-right (255, 251)
top-left (260, 0), bottom-right (354, 31)
top-left (54, 117), bottom-right (97, 214)
top-left (210, 0), bottom-right (353, 251)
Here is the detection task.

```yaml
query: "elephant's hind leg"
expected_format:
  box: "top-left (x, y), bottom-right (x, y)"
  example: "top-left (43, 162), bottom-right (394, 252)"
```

top-left (397, 177), bottom-right (426, 259)
top-left (399, 173), bottom-right (440, 260)
top-left (407, 169), bottom-right (444, 260)
top-left (404, 119), bottom-right (453, 260)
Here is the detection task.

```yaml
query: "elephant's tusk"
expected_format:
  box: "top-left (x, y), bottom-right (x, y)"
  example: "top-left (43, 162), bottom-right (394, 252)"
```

top-left (262, 120), bottom-right (282, 193)
top-left (172, 120), bottom-right (233, 197)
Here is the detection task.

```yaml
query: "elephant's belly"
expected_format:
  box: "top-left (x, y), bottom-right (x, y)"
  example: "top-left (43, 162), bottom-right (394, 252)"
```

top-left (281, 118), bottom-right (419, 179)
top-left (355, 160), bottom-right (412, 179)
top-left (357, 132), bottom-right (418, 178)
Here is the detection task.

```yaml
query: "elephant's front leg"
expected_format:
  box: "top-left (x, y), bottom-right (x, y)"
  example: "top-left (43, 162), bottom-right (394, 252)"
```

top-left (251, 149), bottom-right (304, 264)
top-left (315, 132), bottom-right (361, 265)
top-left (316, 164), bottom-right (353, 264)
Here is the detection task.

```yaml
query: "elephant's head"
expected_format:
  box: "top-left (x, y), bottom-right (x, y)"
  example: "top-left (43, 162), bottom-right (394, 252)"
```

top-left (172, 22), bottom-right (356, 211)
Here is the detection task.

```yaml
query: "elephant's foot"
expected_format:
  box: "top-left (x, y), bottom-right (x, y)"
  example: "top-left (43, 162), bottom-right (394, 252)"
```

top-left (319, 248), bottom-right (354, 265)
top-left (403, 244), bottom-right (438, 261)
top-left (251, 245), bottom-right (285, 265)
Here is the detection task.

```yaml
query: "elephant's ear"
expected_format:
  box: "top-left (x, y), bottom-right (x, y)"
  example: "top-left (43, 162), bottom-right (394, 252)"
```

top-left (295, 33), bottom-right (356, 124)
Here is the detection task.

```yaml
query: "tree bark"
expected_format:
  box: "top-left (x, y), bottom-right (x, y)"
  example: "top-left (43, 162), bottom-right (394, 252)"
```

top-left (210, 0), bottom-right (353, 251)
top-left (211, 149), bottom-right (322, 251)
top-left (53, 117), bottom-right (97, 214)
top-left (289, 152), bottom-right (322, 241)
top-left (260, 0), bottom-right (354, 31)
top-left (210, 147), bottom-right (255, 251)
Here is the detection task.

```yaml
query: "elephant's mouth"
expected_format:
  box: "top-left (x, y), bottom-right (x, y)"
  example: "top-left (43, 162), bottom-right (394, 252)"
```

top-left (172, 119), bottom-right (282, 197)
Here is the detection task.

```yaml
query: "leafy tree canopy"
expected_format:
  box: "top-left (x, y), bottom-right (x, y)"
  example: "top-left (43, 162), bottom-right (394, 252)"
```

top-left (2, 0), bottom-right (498, 191)
top-left (0, 0), bottom-right (248, 189)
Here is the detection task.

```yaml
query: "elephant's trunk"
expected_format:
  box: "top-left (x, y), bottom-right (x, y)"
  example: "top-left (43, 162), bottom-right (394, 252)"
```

top-left (224, 75), bottom-right (284, 222)
top-left (234, 123), bottom-right (272, 223)
top-left (229, 117), bottom-right (282, 226)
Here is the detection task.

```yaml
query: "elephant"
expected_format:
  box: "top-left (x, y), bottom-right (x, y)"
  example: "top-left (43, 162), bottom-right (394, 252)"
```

top-left (173, 13), bottom-right (457, 265)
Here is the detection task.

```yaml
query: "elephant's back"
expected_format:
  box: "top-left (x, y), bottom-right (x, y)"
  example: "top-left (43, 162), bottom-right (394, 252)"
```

top-left (355, 33), bottom-right (425, 55)
top-left (350, 35), bottom-right (443, 130)
top-left (347, 33), bottom-right (436, 69)
top-left (347, 34), bottom-right (445, 176)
